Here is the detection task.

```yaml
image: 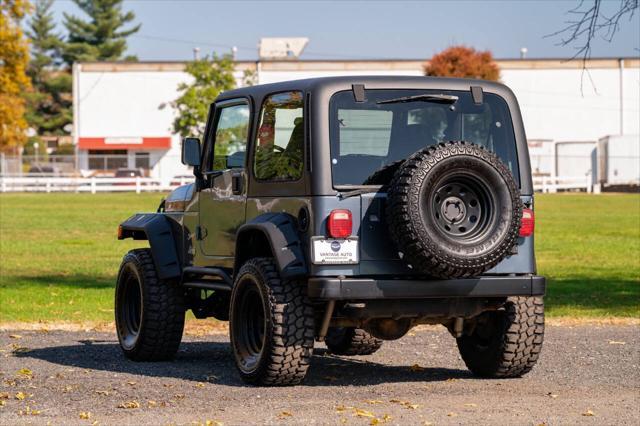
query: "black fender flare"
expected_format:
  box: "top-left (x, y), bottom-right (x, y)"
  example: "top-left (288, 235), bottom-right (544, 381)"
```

top-left (118, 213), bottom-right (181, 280)
top-left (234, 213), bottom-right (307, 279)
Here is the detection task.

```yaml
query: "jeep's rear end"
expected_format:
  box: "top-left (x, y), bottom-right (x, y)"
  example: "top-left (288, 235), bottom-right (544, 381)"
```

top-left (303, 77), bottom-right (544, 377)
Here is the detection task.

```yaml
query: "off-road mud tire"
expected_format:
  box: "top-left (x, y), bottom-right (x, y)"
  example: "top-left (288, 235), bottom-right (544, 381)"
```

top-left (115, 249), bottom-right (185, 361)
top-left (325, 327), bottom-right (383, 355)
top-left (457, 296), bottom-right (544, 377)
top-left (230, 258), bottom-right (315, 386)
top-left (386, 141), bottom-right (522, 279)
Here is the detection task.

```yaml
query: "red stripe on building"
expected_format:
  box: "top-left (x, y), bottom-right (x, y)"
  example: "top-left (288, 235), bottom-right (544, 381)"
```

top-left (78, 137), bottom-right (172, 150)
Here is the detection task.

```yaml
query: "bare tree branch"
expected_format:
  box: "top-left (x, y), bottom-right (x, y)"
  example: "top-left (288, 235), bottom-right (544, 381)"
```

top-left (546, 0), bottom-right (638, 94)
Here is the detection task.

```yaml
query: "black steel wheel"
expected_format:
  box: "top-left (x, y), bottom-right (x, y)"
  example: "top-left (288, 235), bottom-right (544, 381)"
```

top-left (115, 249), bottom-right (185, 361)
top-left (387, 141), bottom-right (522, 278)
top-left (232, 280), bottom-right (267, 373)
top-left (116, 268), bottom-right (143, 351)
top-left (229, 258), bottom-right (315, 386)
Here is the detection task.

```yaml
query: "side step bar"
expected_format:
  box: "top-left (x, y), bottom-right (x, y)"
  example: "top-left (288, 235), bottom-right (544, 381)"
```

top-left (182, 266), bottom-right (233, 291)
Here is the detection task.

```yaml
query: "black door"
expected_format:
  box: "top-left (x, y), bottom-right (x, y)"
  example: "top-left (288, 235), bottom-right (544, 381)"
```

top-left (199, 99), bottom-right (251, 257)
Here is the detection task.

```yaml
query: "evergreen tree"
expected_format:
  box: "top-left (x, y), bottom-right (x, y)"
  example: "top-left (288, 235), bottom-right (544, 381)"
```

top-left (25, 0), bottom-right (72, 137)
top-left (63, 0), bottom-right (140, 65)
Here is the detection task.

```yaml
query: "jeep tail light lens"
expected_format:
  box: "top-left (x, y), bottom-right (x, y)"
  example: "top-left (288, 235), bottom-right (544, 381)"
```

top-left (327, 209), bottom-right (352, 238)
top-left (519, 208), bottom-right (534, 237)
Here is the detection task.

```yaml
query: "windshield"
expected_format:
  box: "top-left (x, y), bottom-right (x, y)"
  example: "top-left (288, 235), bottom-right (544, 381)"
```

top-left (329, 89), bottom-right (520, 187)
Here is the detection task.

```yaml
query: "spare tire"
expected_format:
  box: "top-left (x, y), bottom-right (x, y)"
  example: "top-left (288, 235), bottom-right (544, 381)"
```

top-left (386, 141), bottom-right (521, 279)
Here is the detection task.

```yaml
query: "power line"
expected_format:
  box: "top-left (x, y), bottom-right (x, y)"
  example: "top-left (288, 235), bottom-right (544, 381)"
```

top-left (130, 34), bottom-right (406, 60)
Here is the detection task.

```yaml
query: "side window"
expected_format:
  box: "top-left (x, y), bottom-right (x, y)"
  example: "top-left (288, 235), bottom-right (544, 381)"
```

top-left (254, 91), bottom-right (304, 181)
top-left (211, 103), bottom-right (250, 170)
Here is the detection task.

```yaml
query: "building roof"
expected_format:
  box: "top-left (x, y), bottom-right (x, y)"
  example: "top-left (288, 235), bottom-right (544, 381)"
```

top-left (75, 57), bottom-right (639, 72)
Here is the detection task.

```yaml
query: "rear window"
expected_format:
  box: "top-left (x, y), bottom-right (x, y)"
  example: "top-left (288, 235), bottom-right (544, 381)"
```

top-left (329, 89), bottom-right (519, 186)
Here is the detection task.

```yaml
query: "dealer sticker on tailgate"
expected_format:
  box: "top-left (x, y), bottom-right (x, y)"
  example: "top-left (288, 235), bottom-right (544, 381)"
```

top-left (311, 237), bottom-right (359, 264)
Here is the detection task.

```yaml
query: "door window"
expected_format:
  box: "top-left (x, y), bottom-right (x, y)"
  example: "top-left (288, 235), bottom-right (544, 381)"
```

top-left (210, 103), bottom-right (251, 170)
top-left (254, 91), bottom-right (304, 181)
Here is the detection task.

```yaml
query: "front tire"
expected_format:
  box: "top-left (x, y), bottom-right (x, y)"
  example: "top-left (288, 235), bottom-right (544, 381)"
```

top-left (457, 296), bottom-right (544, 378)
top-left (325, 328), bottom-right (383, 355)
top-left (229, 258), bottom-right (315, 386)
top-left (115, 249), bottom-right (185, 361)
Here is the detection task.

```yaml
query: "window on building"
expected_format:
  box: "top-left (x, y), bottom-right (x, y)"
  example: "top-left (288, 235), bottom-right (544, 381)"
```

top-left (88, 149), bottom-right (127, 170)
top-left (135, 152), bottom-right (150, 169)
top-left (254, 91), bottom-right (304, 181)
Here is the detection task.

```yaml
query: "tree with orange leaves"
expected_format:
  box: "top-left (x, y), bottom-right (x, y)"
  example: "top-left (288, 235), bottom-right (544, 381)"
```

top-left (0, 0), bottom-right (32, 152)
top-left (424, 46), bottom-right (500, 81)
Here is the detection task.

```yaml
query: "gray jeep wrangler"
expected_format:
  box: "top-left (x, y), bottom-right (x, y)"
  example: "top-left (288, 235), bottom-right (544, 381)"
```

top-left (116, 76), bottom-right (544, 386)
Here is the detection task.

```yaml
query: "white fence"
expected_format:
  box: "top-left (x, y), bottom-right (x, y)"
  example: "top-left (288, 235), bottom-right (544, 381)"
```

top-left (532, 175), bottom-right (594, 193)
top-left (1, 175), bottom-right (594, 193)
top-left (0, 176), bottom-right (192, 193)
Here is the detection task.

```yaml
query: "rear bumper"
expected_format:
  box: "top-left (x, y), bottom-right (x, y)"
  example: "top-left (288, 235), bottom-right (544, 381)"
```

top-left (308, 275), bottom-right (546, 300)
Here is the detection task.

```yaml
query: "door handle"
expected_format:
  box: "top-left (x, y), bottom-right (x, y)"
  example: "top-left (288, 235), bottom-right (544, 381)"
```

top-left (232, 174), bottom-right (243, 194)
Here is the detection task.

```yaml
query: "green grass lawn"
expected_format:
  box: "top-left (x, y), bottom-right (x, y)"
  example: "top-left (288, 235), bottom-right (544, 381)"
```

top-left (0, 192), bottom-right (638, 322)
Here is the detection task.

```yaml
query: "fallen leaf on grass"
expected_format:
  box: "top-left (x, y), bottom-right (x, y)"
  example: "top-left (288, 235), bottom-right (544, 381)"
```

top-left (354, 408), bottom-right (375, 418)
top-left (409, 364), bottom-right (426, 372)
top-left (9, 335), bottom-right (22, 339)
top-left (335, 404), bottom-right (350, 413)
top-left (118, 401), bottom-right (140, 409)
top-left (19, 406), bottom-right (40, 416)
top-left (79, 411), bottom-right (91, 419)
top-left (389, 399), bottom-right (420, 409)
top-left (126, 381), bottom-right (136, 386)
top-left (546, 392), bottom-right (558, 398)
top-left (195, 382), bottom-right (205, 388)
top-left (278, 411), bottom-right (293, 419)
top-left (205, 421), bottom-right (224, 426)
top-left (94, 390), bottom-right (110, 396)
top-left (17, 368), bottom-right (33, 378)
top-left (147, 400), bottom-right (157, 407)
top-left (582, 409), bottom-right (595, 417)
top-left (464, 403), bottom-right (478, 407)
top-left (0, 400), bottom-right (5, 407)
top-left (15, 392), bottom-right (27, 400)
top-left (447, 412), bottom-right (457, 417)
top-left (370, 414), bottom-right (393, 424)
top-left (423, 421), bottom-right (433, 426)
top-left (608, 341), bottom-right (626, 345)
top-left (365, 400), bottom-right (384, 404)
top-left (0, 392), bottom-right (9, 399)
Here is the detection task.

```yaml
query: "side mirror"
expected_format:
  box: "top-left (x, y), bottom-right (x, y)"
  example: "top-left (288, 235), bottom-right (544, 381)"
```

top-left (181, 137), bottom-right (201, 167)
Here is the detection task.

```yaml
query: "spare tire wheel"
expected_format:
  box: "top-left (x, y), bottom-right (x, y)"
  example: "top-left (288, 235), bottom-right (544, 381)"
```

top-left (386, 141), bottom-right (522, 279)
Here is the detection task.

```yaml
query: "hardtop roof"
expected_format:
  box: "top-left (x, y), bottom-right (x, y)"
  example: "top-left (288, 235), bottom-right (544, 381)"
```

top-left (216, 75), bottom-right (512, 102)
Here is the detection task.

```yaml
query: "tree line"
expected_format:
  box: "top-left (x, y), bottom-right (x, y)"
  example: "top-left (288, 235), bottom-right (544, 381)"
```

top-left (1, 0), bottom-right (140, 154)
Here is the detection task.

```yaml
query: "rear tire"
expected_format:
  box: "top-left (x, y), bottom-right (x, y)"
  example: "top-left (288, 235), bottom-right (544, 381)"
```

top-left (115, 249), bottom-right (185, 361)
top-left (386, 141), bottom-right (522, 279)
top-left (325, 327), bottom-right (383, 355)
top-left (229, 258), bottom-right (315, 386)
top-left (457, 296), bottom-right (544, 378)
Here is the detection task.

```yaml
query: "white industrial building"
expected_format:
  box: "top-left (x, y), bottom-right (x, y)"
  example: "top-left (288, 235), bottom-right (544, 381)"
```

top-left (72, 56), bottom-right (640, 188)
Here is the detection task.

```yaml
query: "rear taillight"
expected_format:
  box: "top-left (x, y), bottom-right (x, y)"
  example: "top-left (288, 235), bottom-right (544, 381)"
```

top-left (327, 209), bottom-right (352, 238)
top-left (519, 208), bottom-right (534, 237)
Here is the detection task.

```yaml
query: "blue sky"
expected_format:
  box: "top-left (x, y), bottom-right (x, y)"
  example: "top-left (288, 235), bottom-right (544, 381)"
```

top-left (48, 0), bottom-right (639, 61)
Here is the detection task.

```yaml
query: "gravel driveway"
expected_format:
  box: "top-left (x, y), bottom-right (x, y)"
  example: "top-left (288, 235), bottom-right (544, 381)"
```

top-left (1, 324), bottom-right (638, 425)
